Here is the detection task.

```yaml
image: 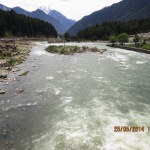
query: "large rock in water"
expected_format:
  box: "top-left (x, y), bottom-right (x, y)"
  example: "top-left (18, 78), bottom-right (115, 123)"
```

top-left (0, 89), bottom-right (5, 94)
top-left (0, 74), bottom-right (7, 78)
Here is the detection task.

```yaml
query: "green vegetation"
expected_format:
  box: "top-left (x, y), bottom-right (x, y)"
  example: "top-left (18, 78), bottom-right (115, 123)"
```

top-left (109, 35), bottom-right (118, 46)
top-left (0, 39), bottom-right (30, 71)
top-left (45, 45), bottom-right (106, 55)
top-left (125, 44), bottom-right (150, 51)
top-left (133, 34), bottom-right (141, 47)
top-left (6, 56), bottom-right (23, 67)
top-left (46, 46), bottom-right (78, 55)
top-left (142, 44), bottom-right (150, 50)
top-left (117, 33), bottom-right (150, 51)
top-left (68, 18), bottom-right (150, 41)
top-left (7, 58), bottom-right (17, 66)
top-left (109, 33), bottom-right (129, 46)
top-left (67, 0), bottom-right (150, 36)
top-left (118, 33), bottom-right (129, 45)
top-left (108, 33), bottom-right (150, 53)
top-left (0, 9), bottom-right (57, 37)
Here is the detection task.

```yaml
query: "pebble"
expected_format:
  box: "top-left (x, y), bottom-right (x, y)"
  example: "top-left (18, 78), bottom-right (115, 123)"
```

top-left (2, 107), bottom-right (9, 112)
top-left (5, 141), bottom-right (14, 148)
top-left (15, 88), bottom-right (24, 93)
top-left (5, 115), bottom-right (10, 118)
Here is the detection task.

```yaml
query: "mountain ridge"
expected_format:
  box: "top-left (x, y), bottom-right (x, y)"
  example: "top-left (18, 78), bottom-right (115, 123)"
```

top-left (0, 4), bottom-right (10, 11)
top-left (0, 9), bottom-right (57, 37)
top-left (39, 7), bottom-right (76, 32)
top-left (68, 0), bottom-right (150, 35)
top-left (0, 4), bottom-right (75, 34)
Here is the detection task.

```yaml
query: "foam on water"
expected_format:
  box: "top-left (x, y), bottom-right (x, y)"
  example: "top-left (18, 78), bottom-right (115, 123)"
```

top-left (31, 44), bottom-right (150, 149)
top-left (45, 76), bottom-right (54, 80)
top-left (136, 61), bottom-right (146, 64)
top-left (67, 70), bottom-right (76, 73)
top-left (32, 92), bottom-right (150, 150)
top-left (2, 42), bottom-right (150, 150)
top-left (92, 76), bottom-right (104, 82)
top-left (76, 69), bottom-right (88, 73)
top-left (54, 87), bottom-right (62, 95)
top-left (60, 97), bottom-right (73, 106)
top-left (56, 71), bottom-right (63, 74)
top-left (2, 102), bottom-right (38, 111)
top-left (31, 42), bottom-right (55, 56)
top-left (32, 49), bottom-right (47, 56)
top-left (106, 53), bottom-right (128, 62)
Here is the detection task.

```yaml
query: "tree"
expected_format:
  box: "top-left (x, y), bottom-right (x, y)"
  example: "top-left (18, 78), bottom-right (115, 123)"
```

top-left (64, 32), bottom-right (71, 41)
top-left (76, 18), bottom-right (150, 41)
top-left (118, 33), bottom-right (129, 45)
top-left (102, 35), bottom-right (109, 41)
top-left (109, 35), bottom-right (117, 46)
top-left (143, 38), bottom-right (147, 44)
top-left (133, 34), bottom-right (141, 47)
top-left (0, 9), bottom-right (58, 38)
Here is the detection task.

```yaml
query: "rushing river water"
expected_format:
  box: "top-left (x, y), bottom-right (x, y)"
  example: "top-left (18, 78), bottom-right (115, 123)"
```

top-left (0, 42), bottom-right (150, 150)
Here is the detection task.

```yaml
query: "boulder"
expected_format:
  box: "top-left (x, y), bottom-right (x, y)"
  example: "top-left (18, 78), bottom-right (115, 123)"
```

top-left (0, 74), bottom-right (7, 78)
top-left (0, 89), bottom-right (6, 94)
top-left (19, 71), bottom-right (29, 76)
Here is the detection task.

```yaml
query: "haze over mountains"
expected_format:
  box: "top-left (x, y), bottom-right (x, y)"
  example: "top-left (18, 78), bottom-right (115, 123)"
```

top-left (0, 4), bottom-right (76, 34)
top-left (68, 0), bottom-right (150, 35)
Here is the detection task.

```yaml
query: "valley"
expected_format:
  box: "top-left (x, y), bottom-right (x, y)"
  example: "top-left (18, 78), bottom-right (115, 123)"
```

top-left (0, 0), bottom-right (150, 149)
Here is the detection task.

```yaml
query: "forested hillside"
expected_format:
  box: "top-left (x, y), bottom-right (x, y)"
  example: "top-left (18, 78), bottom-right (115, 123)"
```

top-left (68, 0), bottom-right (150, 35)
top-left (0, 9), bottom-right (57, 37)
top-left (76, 18), bottom-right (150, 40)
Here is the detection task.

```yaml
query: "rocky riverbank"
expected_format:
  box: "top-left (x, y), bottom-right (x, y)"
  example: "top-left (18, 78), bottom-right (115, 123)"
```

top-left (0, 38), bottom-right (32, 94)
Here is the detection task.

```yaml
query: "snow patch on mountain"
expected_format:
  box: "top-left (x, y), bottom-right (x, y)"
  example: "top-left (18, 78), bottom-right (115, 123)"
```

top-left (39, 6), bottom-right (53, 14)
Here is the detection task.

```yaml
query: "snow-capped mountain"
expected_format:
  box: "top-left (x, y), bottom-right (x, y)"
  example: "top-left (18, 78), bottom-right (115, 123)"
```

top-left (39, 6), bottom-right (76, 32)
top-left (39, 6), bottom-right (53, 14)
top-left (0, 3), bottom-right (76, 34)
top-left (48, 10), bottom-right (64, 19)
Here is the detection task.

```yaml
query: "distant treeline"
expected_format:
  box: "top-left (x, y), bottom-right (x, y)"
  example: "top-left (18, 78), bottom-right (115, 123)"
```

top-left (66, 18), bottom-right (150, 41)
top-left (0, 9), bottom-right (57, 37)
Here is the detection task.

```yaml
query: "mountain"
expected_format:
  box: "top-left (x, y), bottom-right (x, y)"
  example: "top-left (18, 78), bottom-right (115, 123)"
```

top-left (39, 7), bottom-right (76, 33)
top-left (0, 4), bottom-right (75, 34)
top-left (0, 9), bottom-right (57, 37)
top-left (39, 6), bottom-right (52, 14)
top-left (11, 7), bottom-right (64, 33)
top-left (12, 5), bottom-right (76, 33)
top-left (0, 4), bottom-right (10, 11)
top-left (12, 7), bottom-right (30, 16)
top-left (68, 0), bottom-right (150, 35)
top-left (48, 10), bottom-right (76, 30)
top-left (29, 9), bottom-right (66, 34)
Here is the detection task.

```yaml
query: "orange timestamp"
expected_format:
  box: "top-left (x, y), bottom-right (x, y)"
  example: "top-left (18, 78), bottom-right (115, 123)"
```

top-left (114, 126), bottom-right (146, 132)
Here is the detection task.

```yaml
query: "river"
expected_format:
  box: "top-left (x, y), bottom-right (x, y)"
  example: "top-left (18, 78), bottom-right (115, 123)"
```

top-left (0, 42), bottom-right (150, 150)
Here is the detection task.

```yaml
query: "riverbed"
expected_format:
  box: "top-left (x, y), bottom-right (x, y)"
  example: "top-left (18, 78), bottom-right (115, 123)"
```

top-left (0, 42), bottom-right (150, 150)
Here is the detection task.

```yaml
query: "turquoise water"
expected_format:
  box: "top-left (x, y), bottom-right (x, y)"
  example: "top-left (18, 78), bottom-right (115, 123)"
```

top-left (0, 42), bottom-right (150, 150)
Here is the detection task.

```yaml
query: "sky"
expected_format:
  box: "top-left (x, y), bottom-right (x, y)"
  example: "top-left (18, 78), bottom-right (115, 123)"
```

top-left (0, 0), bottom-right (121, 20)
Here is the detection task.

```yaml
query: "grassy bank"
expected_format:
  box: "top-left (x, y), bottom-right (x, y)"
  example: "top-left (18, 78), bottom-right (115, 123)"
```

top-left (140, 44), bottom-right (150, 51)
top-left (45, 45), bottom-right (106, 55)
top-left (108, 43), bottom-right (150, 54)
top-left (124, 44), bottom-right (150, 51)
